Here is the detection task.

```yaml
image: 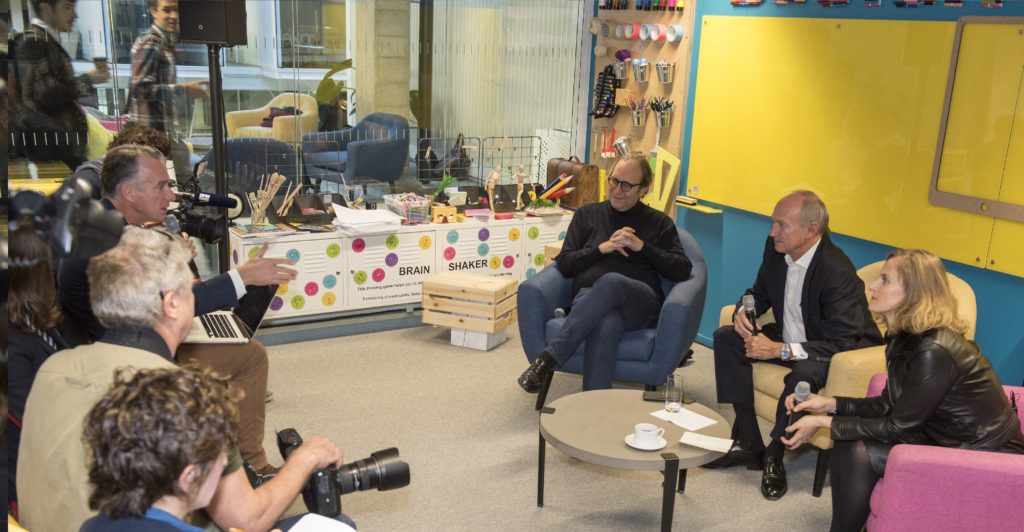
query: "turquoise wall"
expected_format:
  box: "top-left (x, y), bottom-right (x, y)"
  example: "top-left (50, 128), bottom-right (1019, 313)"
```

top-left (678, 1), bottom-right (1024, 385)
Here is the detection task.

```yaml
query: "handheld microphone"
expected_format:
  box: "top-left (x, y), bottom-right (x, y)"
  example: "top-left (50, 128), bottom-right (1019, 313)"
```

top-left (785, 381), bottom-right (811, 439)
top-left (175, 190), bottom-right (238, 209)
top-left (741, 294), bottom-right (758, 335)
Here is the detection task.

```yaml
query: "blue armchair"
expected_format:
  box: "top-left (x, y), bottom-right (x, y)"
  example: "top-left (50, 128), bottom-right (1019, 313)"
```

top-left (302, 112), bottom-right (409, 188)
top-left (518, 226), bottom-right (707, 410)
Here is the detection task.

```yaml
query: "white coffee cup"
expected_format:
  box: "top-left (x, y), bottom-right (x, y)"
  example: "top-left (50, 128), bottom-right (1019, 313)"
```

top-left (633, 423), bottom-right (665, 446)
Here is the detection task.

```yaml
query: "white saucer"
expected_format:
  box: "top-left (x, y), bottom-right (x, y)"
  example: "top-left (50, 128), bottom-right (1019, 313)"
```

top-left (625, 433), bottom-right (668, 451)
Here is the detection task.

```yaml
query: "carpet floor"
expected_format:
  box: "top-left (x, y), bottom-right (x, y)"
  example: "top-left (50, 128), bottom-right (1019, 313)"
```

top-left (261, 325), bottom-right (833, 531)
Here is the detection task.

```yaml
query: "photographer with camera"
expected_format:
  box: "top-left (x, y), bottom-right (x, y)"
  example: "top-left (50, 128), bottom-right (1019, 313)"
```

top-left (57, 142), bottom-right (296, 479)
top-left (21, 227), bottom-right (356, 531)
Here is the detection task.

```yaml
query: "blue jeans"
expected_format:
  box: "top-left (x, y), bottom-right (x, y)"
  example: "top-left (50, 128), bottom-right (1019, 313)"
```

top-left (546, 273), bottom-right (661, 390)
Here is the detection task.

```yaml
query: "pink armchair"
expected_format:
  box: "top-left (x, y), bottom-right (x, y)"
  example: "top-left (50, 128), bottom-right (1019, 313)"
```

top-left (865, 373), bottom-right (1024, 532)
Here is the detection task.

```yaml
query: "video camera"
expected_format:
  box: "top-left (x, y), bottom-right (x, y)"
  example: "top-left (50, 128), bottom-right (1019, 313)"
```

top-left (8, 179), bottom-right (124, 259)
top-left (276, 428), bottom-right (411, 517)
top-left (170, 178), bottom-right (233, 245)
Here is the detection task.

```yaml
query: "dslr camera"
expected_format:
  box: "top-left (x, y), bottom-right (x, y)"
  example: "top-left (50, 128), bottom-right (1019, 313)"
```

top-left (277, 428), bottom-right (411, 517)
top-left (169, 179), bottom-right (228, 245)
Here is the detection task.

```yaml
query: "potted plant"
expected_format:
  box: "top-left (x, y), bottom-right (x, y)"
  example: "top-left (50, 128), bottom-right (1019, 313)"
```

top-left (315, 59), bottom-right (354, 131)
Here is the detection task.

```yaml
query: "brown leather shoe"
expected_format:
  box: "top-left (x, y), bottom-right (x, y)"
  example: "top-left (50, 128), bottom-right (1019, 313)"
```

top-left (518, 352), bottom-right (557, 393)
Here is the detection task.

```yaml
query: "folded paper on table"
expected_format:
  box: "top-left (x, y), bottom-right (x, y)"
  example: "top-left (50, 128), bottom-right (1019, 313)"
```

top-left (331, 203), bottom-right (403, 236)
top-left (289, 513), bottom-right (357, 532)
top-left (679, 432), bottom-right (734, 453)
top-left (650, 407), bottom-right (717, 431)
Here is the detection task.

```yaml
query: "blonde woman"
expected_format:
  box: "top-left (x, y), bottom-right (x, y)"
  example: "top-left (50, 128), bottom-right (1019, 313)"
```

top-left (782, 249), bottom-right (1024, 532)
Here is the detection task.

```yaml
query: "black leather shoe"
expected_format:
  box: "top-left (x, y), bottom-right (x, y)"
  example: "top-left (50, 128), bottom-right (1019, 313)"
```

top-left (518, 353), bottom-right (557, 393)
top-left (701, 441), bottom-right (765, 470)
top-left (243, 462), bottom-right (280, 488)
top-left (760, 456), bottom-right (788, 500)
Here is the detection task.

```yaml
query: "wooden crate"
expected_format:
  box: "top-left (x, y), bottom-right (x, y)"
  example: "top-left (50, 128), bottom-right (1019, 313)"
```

top-left (421, 272), bottom-right (518, 334)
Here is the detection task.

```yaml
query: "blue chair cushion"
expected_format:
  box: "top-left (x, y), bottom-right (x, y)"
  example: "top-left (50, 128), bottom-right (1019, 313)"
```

top-left (303, 151), bottom-right (347, 172)
top-left (545, 318), bottom-right (658, 363)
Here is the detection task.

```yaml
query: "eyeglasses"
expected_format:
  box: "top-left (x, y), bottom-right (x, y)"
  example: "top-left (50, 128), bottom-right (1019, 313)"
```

top-left (607, 177), bottom-right (643, 192)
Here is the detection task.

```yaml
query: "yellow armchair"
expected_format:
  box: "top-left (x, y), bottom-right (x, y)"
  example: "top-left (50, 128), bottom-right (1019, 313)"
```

top-left (225, 92), bottom-right (319, 143)
top-left (717, 260), bottom-right (976, 496)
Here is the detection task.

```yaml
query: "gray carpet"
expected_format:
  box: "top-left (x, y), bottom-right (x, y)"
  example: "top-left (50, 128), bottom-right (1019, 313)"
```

top-left (262, 325), bottom-right (833, 531)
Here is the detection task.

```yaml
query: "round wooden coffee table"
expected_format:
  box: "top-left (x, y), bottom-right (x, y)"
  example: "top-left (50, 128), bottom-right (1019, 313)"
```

top-left (537, 389), bottom-right (730, 532)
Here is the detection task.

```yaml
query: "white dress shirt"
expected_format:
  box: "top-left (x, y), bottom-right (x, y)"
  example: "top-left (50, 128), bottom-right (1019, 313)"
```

top-left (782, 238), bottom-right (822, 360)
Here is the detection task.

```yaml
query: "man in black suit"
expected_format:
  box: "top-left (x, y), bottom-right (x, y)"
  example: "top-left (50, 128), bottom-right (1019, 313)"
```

top-left (704, 190), bottom-right (882, 501)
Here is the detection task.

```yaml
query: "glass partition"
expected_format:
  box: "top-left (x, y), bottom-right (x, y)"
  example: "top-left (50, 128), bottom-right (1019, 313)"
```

top-left (8, 0), bottom-right (587, 279)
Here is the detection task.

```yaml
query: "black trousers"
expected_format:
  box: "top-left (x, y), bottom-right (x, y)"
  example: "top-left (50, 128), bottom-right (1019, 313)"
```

top-left (712, 324), bottom-right (830, 441)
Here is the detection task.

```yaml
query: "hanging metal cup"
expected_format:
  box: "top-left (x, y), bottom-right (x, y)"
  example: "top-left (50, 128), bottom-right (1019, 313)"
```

top-left (656, 62), bottom-right (675, 84)
top-left (631, 62), bottom-right (649, 83)
top-left (613, 136), bottom-right (632, 157)
top-left (630, 109), bottom-right (648, 127)
top-left (654, 109), bottom-right (672, 129)
top-left (613, 61), bottom-right (628, 80)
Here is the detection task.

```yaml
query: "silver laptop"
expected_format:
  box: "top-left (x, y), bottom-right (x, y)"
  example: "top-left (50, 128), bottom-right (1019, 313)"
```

top-left (185, 285), bottom-right (276, 344)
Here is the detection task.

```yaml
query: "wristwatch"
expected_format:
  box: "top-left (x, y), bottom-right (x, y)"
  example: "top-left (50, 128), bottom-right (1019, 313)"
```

top-left (779, 343), bottom-right (793, 361)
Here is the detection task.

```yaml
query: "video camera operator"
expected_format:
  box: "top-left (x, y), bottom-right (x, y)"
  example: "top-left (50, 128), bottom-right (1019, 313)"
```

top-left (20, 227), bottom-right (356, 531)
top-left (57, 141), bottom-right (297, 479)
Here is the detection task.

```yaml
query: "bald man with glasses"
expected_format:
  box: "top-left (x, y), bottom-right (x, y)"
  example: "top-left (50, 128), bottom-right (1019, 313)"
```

top-left (518, 152), bottom-right (692, 393)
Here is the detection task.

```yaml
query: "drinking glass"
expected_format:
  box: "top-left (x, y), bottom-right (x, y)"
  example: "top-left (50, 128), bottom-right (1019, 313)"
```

top-left (665, 373), bottom-right (684, 413)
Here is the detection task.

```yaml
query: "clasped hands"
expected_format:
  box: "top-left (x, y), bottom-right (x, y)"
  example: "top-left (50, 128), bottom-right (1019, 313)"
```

top-left (599, 227), bottom-right (644, 256)
top-left (779, 392), bottom-right (836, 450)
top-left (733, 310), bottom-right (783, 361)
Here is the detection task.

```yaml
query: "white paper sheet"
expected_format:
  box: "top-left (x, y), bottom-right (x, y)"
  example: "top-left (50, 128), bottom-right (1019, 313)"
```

top-left (288, 513), bottom-right (358, 532)
top-left (331, 204), bottom-right (403, 235)
top-left (650, 407), bottom-right (717, 431)
top-left (679, 431), bottom-right (734, 453)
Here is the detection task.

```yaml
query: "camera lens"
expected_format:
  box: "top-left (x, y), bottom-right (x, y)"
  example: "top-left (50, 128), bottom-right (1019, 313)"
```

top-left (335, 448), bottom-right (410, 494)
top-left (183, 210), bottom-right (225, 245)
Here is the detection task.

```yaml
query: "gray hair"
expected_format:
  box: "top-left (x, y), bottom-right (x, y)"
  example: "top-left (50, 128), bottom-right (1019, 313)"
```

top-left (788, 189), bottom-right (830, 236)
top-left (87, 226), bottom-right (193, 329)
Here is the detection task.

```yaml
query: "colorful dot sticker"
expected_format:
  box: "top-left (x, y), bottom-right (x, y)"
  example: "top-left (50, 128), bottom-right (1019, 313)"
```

top-left (270, 296), bottom-right (284, 311)
top-left (353, 270), bottom-right (368, 285)
top-left (372, 268), bottom-right (386, 282)
top-left (444, 247), bottom-right (456, 261)
top-left (232, 250), bottom-right (239, 265)
top-left (508, 228), bottom-right (520, 241)
top-left (385, 253), bottom-right (399, 267)
top-left (352, 239), bottom-right (366, 253)
top-left (385, 235), bottom-right (399, 250)
top-left (478, 228), bottom-right (490, 241)
top-left (322, 292), bottom-right (336, 306)
top-left (477, 243), bottom-right (489, 257)
top-left (326, 243), bottom-right (341, 258)
top-left (304, 282), bottom-right (319, 296)
top-left (290, 295), bottom-right (305, 309)
top-left (419, 235), bottom-right (433, 249)
top-left (503, 255), bottom-right (515, 269)
top-left (446, 230), bottom-right (459, 244)
top-left (534, 254), bottom-right (545, 267)
top-left (323, 274), bottom-right (337, 289)
top-left (526, 268), bottom-right (537, 279)
top-left (558, 230), bottom-right (567, 240)
top-left (276, 284), bottom-right (289, 296)
top-left (286, 249), bottom-right (301, 262)
top-left (528, 227), bottom-right (540, 240)
top-left (489, 256), bottom-right (501, 270)
top-left (248, 247), bottom-right (260, 259)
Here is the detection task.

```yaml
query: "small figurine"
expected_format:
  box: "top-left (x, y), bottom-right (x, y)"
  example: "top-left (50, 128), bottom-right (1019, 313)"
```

top-left (514, 164), bottom-right (530, 210)
top-left (486, 166), bottom-right (501, 212)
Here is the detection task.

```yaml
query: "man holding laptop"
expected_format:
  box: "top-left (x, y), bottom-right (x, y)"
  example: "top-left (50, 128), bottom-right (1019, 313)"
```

top-left (57, 143), bottom-right (297, 479)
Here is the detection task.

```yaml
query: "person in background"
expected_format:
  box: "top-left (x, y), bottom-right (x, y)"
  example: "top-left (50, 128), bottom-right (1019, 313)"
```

top-left (128, 0), bottom-right (207, 177)
top-left (704, 190), bottom-right (883, 501)
top-left (70, 121), bottom-right (172, 200)
top-left (79, 367), bottom-right (237, 532)
top-left (782, 248), bottom-right (1024, 532)
top-left (517, 152), bottom-right (692, 393)
top-left (6, 224), bottom-right (70, 514)
top-left (9, 0), bottom-right (108, 168)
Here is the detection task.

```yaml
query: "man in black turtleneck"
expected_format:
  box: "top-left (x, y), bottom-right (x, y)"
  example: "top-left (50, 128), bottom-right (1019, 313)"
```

top-left (518, 153), bottom-right (692, 392)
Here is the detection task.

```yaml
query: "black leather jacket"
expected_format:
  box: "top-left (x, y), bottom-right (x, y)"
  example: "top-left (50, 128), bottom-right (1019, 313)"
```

top-left (831, 327), bottom-right (1024, 454)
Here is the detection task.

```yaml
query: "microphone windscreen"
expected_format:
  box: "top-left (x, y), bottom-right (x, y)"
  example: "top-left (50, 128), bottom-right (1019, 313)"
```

top-left (741, 294), bottom-right (755, 313)
top-left (794, 381), bottom-right (811, 402)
